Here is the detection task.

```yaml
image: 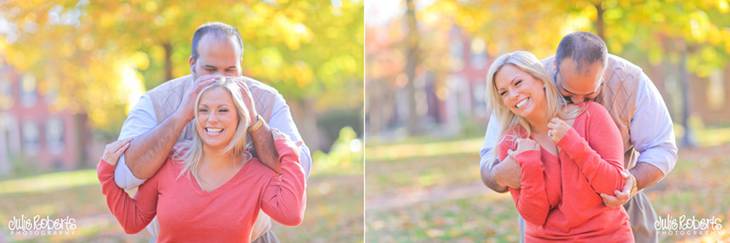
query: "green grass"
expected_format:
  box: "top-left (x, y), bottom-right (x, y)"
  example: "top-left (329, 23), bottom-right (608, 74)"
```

top-left (0, 163), bottom-right (363, 242)
top-left (366, 126), bottom-right (730, 242)
top-left (0, 170), bottom-right (98, 195)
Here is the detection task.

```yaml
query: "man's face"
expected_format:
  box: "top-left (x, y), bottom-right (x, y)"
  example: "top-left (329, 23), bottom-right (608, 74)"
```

top-left (556, 58), bottom-right (605, 104)
top-left (190, 35), bottom-right (242, 80)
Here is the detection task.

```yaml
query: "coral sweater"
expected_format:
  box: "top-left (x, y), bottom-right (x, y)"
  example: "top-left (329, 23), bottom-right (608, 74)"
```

top-left (98, 134), bottom-right (306, 243)
top-left (498, 102), bottom-right (633, 242)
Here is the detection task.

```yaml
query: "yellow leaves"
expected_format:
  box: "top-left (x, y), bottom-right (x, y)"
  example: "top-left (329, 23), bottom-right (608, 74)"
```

top-left (292, 61), bottom-right (314, 87)
top-left (688, 10), bottom-right (711, 42)
top-left (720, 0), bottom-right (730, 13)
top-left (129, 51), bottom-right (150, 70)
top-left (273, 15), bottom-right (313, 50)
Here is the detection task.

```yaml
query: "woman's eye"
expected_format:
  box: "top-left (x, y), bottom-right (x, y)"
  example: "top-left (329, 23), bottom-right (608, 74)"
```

top-left (199, 108), bottom-right (208, 113)
top-left (219, 109), bottom-right (229, 112)
top-left (499, 91), bottom-right (507, 96)
top-left (515, 80), bottom-right (522, 86)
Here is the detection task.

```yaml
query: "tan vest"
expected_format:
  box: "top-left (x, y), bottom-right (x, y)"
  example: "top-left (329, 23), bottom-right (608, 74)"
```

top-left (543, 54), bottom-right (642, 169)
top-left (145, 74), bottom-right (280, 240)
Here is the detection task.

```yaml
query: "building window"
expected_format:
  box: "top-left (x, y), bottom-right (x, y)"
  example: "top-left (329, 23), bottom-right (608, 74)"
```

top-left (0, 72), bottom-right (11, 109)
top-left (470, 38), bottom-right (487, 69)
top-left (22, 121), bottom-right (40, 155)
top-left (46, 118), bottom-right (64, 155)
top-left (21, 74), bottom-right (37, 107)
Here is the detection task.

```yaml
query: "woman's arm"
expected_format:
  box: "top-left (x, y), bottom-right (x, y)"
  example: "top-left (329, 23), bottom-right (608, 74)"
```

top-left (556, 103), bottom-right (625, 195)
top-left (498, 137), bottom-right (550, 226)
top-left (510, 150), bottom-right (550, 226)
top-left (259, 131), bottom-right (307, 226)
top-left (97, 139), bottom-right (161, 234)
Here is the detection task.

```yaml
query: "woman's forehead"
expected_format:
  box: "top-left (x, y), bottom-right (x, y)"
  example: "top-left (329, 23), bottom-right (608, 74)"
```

top-left (200, 87), bottom-right (233, 105)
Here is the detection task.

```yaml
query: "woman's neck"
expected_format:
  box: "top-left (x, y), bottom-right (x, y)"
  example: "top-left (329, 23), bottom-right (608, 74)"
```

top-left (201, 147), bottom-right (239, 170)
top-left (526, 113), bottom-right (550, 134)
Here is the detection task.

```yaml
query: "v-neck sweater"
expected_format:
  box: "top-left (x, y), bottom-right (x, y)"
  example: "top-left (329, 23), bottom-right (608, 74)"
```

top-left (498, 102), bottom-right (633, 242)
top-left (98, 135), bottom-right (306, 243)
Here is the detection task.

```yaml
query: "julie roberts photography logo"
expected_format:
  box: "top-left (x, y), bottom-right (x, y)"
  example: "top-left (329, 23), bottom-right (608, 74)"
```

top-left (655, 214), bottom-right (723, 236)
top-left (7, 214), bottom-right (77, 236)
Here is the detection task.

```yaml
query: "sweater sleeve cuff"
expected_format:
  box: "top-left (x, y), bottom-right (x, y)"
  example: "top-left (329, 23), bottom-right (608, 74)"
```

top-left (556, 127), bottom-right (586, 164)
top-left (97, 160), bottom-right (115, 179)
top-left (272, 129), bottom-right (301, 165)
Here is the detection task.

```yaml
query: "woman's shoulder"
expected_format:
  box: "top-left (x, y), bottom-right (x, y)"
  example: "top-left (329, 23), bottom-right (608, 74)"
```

top-left (580, 102), bottom-right (611, 117)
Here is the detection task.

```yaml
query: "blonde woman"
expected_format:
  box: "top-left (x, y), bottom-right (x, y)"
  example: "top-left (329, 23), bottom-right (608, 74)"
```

top-left (98, 78), bottom-right (306, 242)
top-left (486, 51), bottom-right (632, 241)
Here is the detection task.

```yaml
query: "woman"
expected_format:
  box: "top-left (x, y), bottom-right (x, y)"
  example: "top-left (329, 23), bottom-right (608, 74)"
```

top-left (97, 78), bottom-right (306, 242)
top-left (486, 51), bottom-right (633, 242)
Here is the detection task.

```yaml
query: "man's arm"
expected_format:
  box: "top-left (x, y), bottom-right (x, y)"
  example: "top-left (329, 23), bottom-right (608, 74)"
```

top-left (124, 112), bottom-right (189, 179)
top-left (631, 162), bottom-right (665, 191)
top-left (480, 113), bottom-right (512, 193)
top-left (601, 73), bottom-right (678, 206)
top-left (250, 93), bottom-right (312, 176)
top-left (630, 73), bottom-right (677, 189)
top-left (114, 95), bottom-right (156, 189)
top-left (125, 77), bottom-right (217, 180)
top-left (267, 94), bottom-right (312, 176)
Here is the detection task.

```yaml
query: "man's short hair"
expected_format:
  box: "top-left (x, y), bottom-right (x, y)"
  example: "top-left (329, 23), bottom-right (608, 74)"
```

top-left (191, 22), bottom-right (244, 60)
top-left (555, 32), bottom-right (608, 73)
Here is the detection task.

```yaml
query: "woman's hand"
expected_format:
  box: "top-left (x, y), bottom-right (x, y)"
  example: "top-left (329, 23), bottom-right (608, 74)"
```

top-left (547, 117), bottom-right (571, 142)
top-left (101, 138), bottom-right (133, 166)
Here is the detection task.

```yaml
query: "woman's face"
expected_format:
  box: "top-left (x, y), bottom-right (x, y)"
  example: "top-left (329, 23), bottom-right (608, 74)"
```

top-left (196, 87), bottom-right (239, 150)
top-left (494, 64), bottom-right (547, 120)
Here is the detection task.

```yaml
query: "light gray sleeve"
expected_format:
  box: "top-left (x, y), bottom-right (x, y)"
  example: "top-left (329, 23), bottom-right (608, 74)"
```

top-left (480, 113), bottom-right (502, 169)
top-left (113, 95), bottom-right (156, 189)
top-left (267, 93), bottom-right (313, 178)
top-left (630, 73), bottom-right (678, 176)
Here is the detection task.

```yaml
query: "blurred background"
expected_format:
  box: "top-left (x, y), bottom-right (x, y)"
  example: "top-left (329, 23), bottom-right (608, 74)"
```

top-left (365, 0), bottom-right (730, 242)
top-left (0, 0), bottom-right (363, 242)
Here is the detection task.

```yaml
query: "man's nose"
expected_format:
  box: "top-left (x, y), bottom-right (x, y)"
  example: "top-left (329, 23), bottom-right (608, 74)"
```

top-left (571, 96), bottom-right (585, 104)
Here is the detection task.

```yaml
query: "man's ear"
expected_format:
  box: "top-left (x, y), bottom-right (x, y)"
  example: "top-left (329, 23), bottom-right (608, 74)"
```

top-left (188, 56), bottom-right (196, 73)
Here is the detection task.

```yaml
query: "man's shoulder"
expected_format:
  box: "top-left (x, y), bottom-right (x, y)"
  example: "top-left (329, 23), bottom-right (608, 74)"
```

top-left (607, 54), bottom-right (643, 74)
top-left (542, 55), bottom-right (555, 65)
top-left (243, 76), bottom-right (282, 97)
top-left (147, 75), bottom-right (193, 95)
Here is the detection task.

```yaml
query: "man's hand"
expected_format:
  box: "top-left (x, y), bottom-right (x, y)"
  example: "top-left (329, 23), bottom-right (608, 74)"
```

top-left (175, 75), bottom-right (219, 122)
top-left (600, 170), bottom-right (636, 207)
top-left (102, 138), bottom-right (132, 166)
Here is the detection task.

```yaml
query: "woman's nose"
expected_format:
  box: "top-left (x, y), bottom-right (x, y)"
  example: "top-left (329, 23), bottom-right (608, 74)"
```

top-left (507, 89), bottom-right (519, 100)
top-left (207, 112), bottom-right (219, 122)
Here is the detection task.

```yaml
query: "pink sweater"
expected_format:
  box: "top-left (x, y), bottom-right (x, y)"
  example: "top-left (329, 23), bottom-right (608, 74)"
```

top-left (98, 135), bottom-right (306, 243)
top-left (498, 102), bottom-right (633, 242)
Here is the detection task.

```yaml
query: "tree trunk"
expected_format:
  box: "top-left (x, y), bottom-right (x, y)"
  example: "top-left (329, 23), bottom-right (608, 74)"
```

top-left (405, 0), bottom-right (420, 135)
top-left (163, 42), bottom-right (174, 81)
top-left (594, 1), bottom-right (606, 42)
top-left (679, 43), bottom-right (697, 148)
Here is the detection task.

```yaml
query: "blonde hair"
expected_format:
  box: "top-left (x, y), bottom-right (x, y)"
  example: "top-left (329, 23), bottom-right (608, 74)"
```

top-left (179, 77), bottom-right (251, 179)
top-left (485, 51), bottom-right (568, 137)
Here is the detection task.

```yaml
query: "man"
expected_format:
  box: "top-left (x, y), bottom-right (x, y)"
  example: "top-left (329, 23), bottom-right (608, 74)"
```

top-left (113, 22), bottom-right (312, 243)
top-left (480, 32), bottom-right (677, 243)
